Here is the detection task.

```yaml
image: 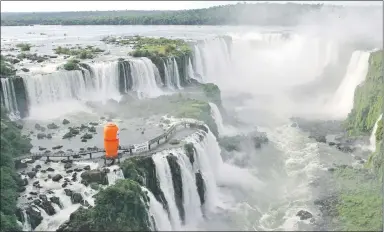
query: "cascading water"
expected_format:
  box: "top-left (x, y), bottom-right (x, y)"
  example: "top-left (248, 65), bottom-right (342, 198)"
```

top-left (369, 114), bottom-right (383, 152)
top-left (208, 102), bottom-right (225, 136)
top-left (152, 152), bottom-right (182, 230)
top-left (198, 38), bottom-right (232, 84)
top-left (330, 50), bottom-right (370, 119)
top-left (88, 61), bottom-right (121, 103)
top-left (172, 58), bottom-right (182, 89)
top-left (208, 102), bottom-right (238, 137)
top-left (106, 166), bottom-right (125, 185)
top-left (142, 186), bottom-right (173, 231)
top-left (172, 149), bottom-right (203, 227)
top-left (0, 78), bottom-right (19, 118)
top-left (193, 45), bottom-right (205, 82)
top-left (129, 57), bottom-right (164, 99)
top-left (163, 61), bottom-right (175, 90)
top-left (187, 58), bottom-right (195, 81)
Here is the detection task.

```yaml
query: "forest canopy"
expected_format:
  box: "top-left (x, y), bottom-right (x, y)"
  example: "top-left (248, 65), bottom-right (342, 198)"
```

top-left (1, 3), bottom-right (330, 26)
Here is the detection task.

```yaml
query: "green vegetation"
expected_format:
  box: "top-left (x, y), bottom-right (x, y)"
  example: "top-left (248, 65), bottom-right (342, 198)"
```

top-left (333, 167), bottom-right (382, 231)
top-left (15, 43), bottom-right (32, 52)
top-left (1, 3), bottom-right (327, 26)
top-left (123, 36), bottom-right (192, 58)
top-left (336, 49), bottom-right (383, 231)
top-left (345, 50), bottom-right (383, 136)
top-left (58, 180), bottom-right (151, 231)
top-left (54, 45), bottom-right (104, 59)
top-left (63, 59), bottom-right (80, 71)
top-left (0, 55), bottom-right (16, 77)
top-left (16, 53), bottom-right (46, 63)
top-left (0, 108), bottom-right (33, 231)
top-left (375, 118), bottom-right (383, 142)
top-left (202, 83), bottom-right (222, 106)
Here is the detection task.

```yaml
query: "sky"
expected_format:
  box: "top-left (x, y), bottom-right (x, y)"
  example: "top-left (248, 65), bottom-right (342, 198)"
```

top-left (1, 1), bottom-right (382, 12)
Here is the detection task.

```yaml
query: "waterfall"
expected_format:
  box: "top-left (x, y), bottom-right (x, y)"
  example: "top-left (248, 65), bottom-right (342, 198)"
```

top-left (106, 166), bottom-right (125, 185)
top-left (185, 130), bottom-right (223, 212)
top-left (187, 58), bottom-right (196, 81)
top-left (152, 152), bottom-right (182, 230)
top-left (193, 45), bottom-right (205, 82)
top-left (142, 186), bottom-right (173, 231)
top-left (172, 58), bottom-right (182, 89)
top-left (329, 51), bottom-right (370, 119)
top-left (208, 102), bottom-right (225, 136)
top-left (88, 61), bottom-right (121, 103)
top-left (0, 78), bottom-right (19, 118)
top-left (208, 102), bottom-right (238, 137)
top-left (129, 57), bottom-right (164, 99)
top-left (369, 114), bottom-right (383, 152)
top-left (173, 149), bottom-right (203, 227)
top-left (22, 209), bottom-right (32, 231)
top-left (163, 61), bottom-right (174, 90)
top-left (198, 38), bottom-right (232, 84)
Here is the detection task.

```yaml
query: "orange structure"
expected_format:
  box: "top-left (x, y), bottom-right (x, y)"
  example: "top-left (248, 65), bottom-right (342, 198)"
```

top-left (103, 122), bottom-right (119, 160)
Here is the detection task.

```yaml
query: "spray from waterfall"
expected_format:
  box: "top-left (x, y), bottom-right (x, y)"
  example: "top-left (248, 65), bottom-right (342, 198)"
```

top-left (330, 50), bottom-right (370, 119)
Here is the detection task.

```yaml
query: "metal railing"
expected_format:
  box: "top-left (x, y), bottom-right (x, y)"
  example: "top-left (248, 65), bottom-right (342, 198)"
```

top-left (13, 120), bottom-right (207, 163)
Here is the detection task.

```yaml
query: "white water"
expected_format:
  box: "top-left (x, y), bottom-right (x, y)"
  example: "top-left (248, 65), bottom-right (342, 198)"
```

top-left (130, 57), bottom-right (164, 99)
top-left (152, 152), bottom-right (182, 230)
top-left (172, 58), bottom-right (182, 89)
top-left (330, 51), bottom-right (371, 119)
top-left (208, 102), bottom-right (238, 137)
top-left (106, 166), bottom-right (125, 185)
top-left (163, 61), bottom-right (175, 90)
top-left (27, 160), bottom-right (100, 231)
top-left (88, 61), bottom-right (121, 103)
top-left (193, 45), bottom-right (205, 82)
top-left (259, 124), bottom-right (322, 230)
top-left (199, 38), bottom-right (232, 85)
top-left (173, 149), bottom-right (203, 227)
top-left (185, 131), bottom-right (223, 212)
top-left (17, 160), bottom-right (131, 231)
top-left (187, 58), bottom-right (196, 81)
top-left (369, 114), bottom-right (383, 152)
top-left (142, 186), bottom-right (173, 231)
top-left (0, 78), bottom-right (20, 118)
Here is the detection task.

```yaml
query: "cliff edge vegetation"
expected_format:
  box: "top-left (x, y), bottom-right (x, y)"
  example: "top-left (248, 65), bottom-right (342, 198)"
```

top-left (334, 49), bottom-right (383, 231)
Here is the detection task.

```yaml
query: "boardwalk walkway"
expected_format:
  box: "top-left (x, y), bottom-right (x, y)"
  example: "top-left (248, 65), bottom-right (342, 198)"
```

top-left (14, 120), bottom-right (207, 163)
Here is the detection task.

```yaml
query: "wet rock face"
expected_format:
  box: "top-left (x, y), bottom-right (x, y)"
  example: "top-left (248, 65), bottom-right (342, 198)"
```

top-left (80, 169), bottom-right (108, 185)
top-left (296, 210), bottom-right (313, 220)
top-left (26, 205), bottom-right (43, 229)
top-left (52, 174), bottom-right (63, 182)
top-left (166, 154), bottom-right (185, 222)
top-left (195, 171), bottom-right (205, 205)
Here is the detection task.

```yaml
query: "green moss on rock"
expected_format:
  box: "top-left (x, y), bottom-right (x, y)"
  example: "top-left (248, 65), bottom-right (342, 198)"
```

top-left (120, 156), bottom-right (169, 213)
top-left (202, 83), bottom-right (222, 106)
top-left (54, 45), bottom-right (104, 59)
top-left (345, 50), bottom-right (383, 136)
top-left (184, 143), bottom-right (195, 165)
top-left (57, 179), bottom-right (151, 231)
top-left (0, 55), bottom-right (16, 77)
top-left (63, 59), bottom-right (81, 71)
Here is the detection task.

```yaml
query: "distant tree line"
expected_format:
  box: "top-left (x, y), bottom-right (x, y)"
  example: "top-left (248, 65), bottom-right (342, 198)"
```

top-left (1, 3), bottom-right (331, 26)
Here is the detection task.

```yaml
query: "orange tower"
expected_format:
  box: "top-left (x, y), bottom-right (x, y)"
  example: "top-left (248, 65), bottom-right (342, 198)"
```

top-left (103, 122), bottom-right (119, 160)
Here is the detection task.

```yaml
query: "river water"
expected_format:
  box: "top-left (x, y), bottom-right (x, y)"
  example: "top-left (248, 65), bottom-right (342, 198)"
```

top-left (1, 13), bottom-right (382, 231)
